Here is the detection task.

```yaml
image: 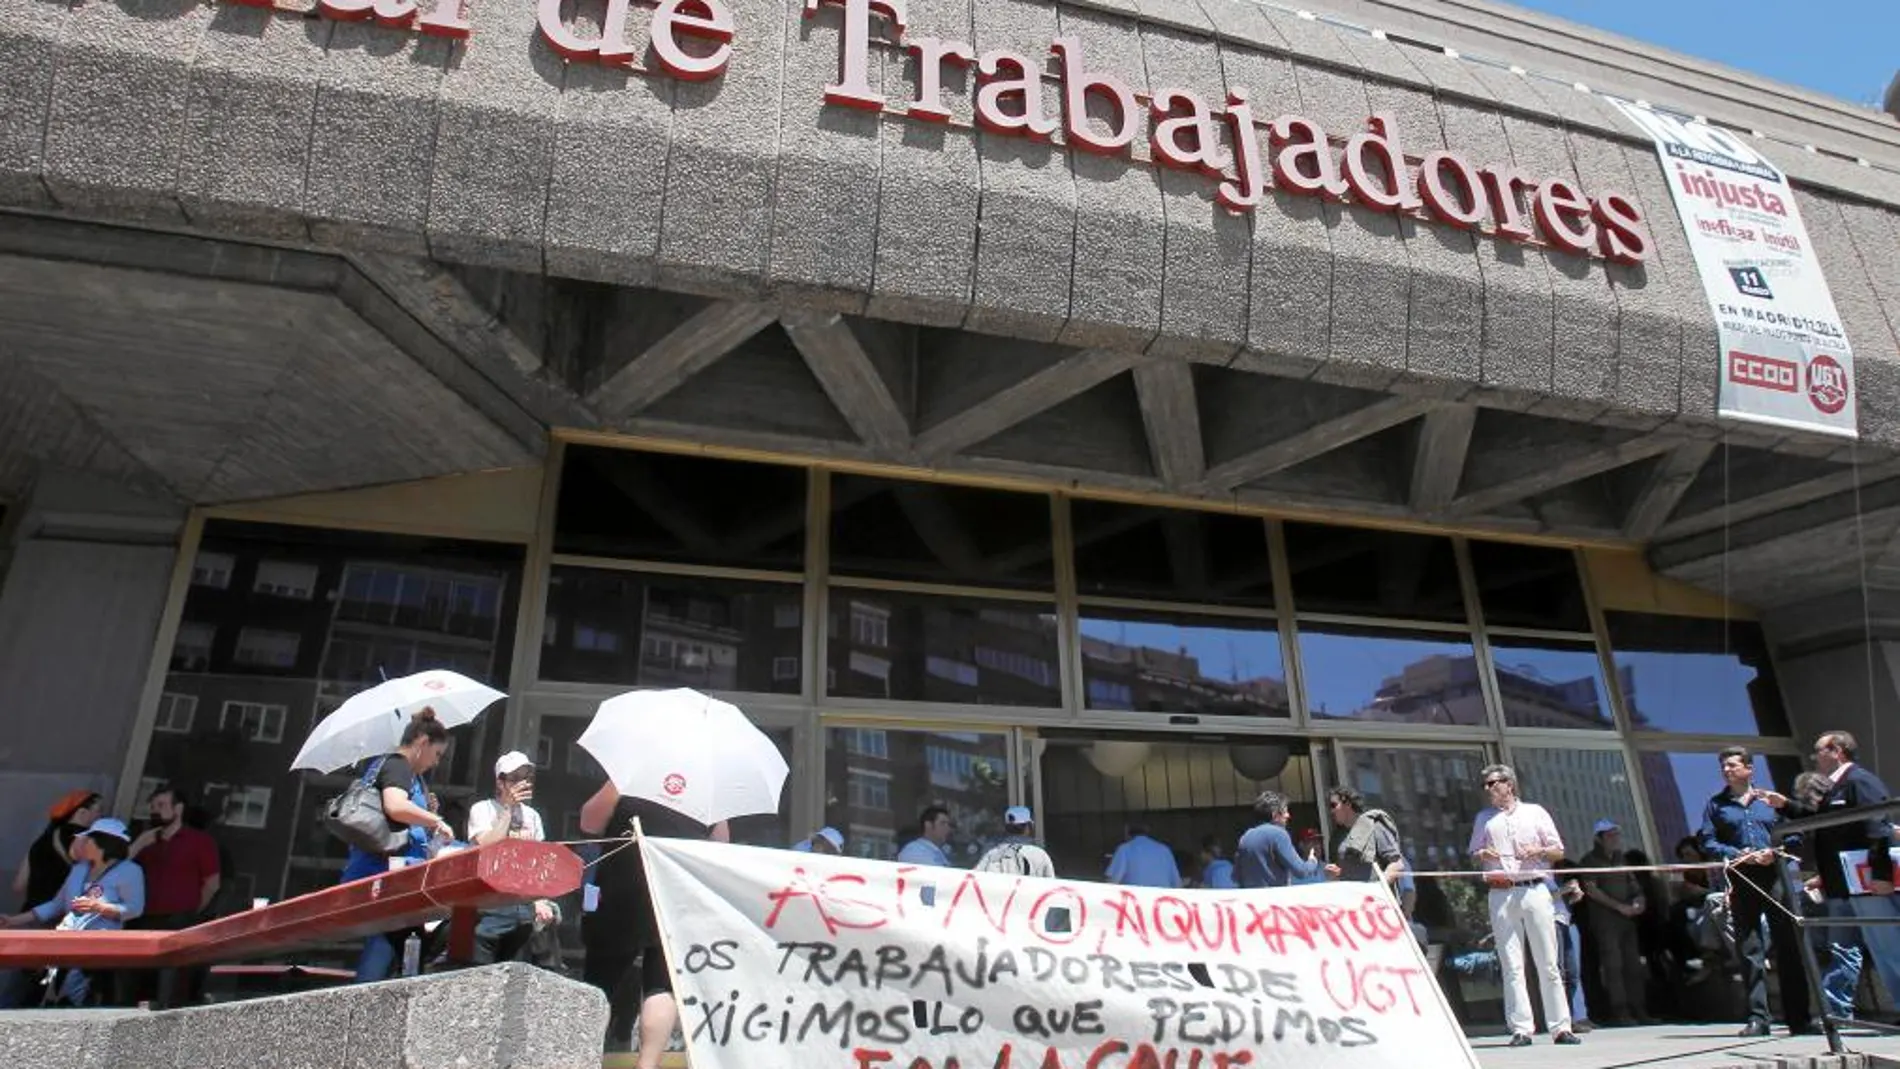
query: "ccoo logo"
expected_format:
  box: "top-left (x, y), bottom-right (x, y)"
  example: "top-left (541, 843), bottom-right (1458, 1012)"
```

top-left (1808, 355), bottom-right (1849, 415)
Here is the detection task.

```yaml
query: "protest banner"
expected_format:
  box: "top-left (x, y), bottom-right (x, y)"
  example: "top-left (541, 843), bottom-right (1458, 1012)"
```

top-left (638, 836), bottom-right (1482, 1069)
top-left (1607, 97), bottom-right (1857, 438)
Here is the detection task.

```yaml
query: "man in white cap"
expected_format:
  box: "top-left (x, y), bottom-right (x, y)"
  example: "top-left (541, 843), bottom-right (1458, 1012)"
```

top-left (465, 751), bottom-right (555, 965)
top-left (792, 827), bottom-right (846, 855)
top-left (974, 806), bottom-right (1055, 878)
top-left (1579, 817), bottom-right (1652, 1026)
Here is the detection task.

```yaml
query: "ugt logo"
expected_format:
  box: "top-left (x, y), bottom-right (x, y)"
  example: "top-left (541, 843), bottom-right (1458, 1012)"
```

top-left (1729, 266), bottom-right (1773, 300)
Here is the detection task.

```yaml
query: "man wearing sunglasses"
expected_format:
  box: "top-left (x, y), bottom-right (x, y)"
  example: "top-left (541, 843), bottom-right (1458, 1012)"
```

top-left (1468, 764), bottom-right (1581, 1048)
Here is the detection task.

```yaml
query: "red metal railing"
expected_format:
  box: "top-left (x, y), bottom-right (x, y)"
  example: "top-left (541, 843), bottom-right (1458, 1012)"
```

top-left (0, 840), bottom-right (581, 970)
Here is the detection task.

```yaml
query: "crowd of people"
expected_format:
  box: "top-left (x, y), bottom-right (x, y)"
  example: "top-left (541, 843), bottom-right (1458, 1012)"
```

top-left (3, 715), bottom-right (1896, 1068)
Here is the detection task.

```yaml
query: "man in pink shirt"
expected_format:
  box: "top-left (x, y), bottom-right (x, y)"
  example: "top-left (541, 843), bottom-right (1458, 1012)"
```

top-left (1468, 763), bottom-right (1581, 1048)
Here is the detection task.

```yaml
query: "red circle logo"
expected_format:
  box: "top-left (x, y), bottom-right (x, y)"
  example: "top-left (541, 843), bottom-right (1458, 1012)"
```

top-left (1808, 355), bottom-right (1849, 415)
top-left (424, 679), bottom-right (447, 691)
top-left (662, 774), bottom-right (687, 796)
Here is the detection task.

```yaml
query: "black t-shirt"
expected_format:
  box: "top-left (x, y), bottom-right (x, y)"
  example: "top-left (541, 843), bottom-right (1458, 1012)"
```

top-left (584, 798), bottom-right (711, 955)
top-left (371, 754), bottom-right (418, 796)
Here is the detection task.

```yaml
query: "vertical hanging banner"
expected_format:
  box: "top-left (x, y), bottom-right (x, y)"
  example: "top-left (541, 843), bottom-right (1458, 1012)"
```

top-left (639, 837), bottom-right (1481, 1069)
top-left (1608, 98), bottom-right (1858, 438)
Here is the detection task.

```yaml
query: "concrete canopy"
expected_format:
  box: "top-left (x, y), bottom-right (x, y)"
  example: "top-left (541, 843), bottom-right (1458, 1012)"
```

top-left (1, 0), bottom-right (1899, 612)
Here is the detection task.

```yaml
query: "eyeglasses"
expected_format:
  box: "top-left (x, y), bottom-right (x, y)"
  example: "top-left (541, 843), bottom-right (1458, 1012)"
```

top-left (1483, 779), bottom-right (1510, 788)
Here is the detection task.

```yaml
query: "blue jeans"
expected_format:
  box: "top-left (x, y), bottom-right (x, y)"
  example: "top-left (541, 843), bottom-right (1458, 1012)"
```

top-left (1830, 896), bottom-right (1900, 1009)
top-left (1559, 922), bottom-right (1591, 1023)
top-left (355, 933), bottom-right (399, 983)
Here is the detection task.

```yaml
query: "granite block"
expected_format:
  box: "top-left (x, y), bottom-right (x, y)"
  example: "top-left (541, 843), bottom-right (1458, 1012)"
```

top-left (0, 0), bottom-right (75, 208)
top-left (177, 7), bottom-right (328, 241)
top-left (306, 24), bottom-right (452, 256)
top-left (1142, 21), bottom-right (1245, 360)
top-left (657, 0), bottom-right (788, 296)
top-left (41, 0), bottom-right (212, 220)
top-left (768, 0), bottom-right (882, 311)
top-left (963, 0), bottom-right (1074, 342)
top-left (866, 0), bottom-right (976, 326)
top-left (1225, 48), bottom-right (1326, 378)
top-left (543, 7), bottom-right (674, 287)
top-left (1054, 7), bottom-right (1162, 350)
top-left (426, 0), bottom-right (562, 271)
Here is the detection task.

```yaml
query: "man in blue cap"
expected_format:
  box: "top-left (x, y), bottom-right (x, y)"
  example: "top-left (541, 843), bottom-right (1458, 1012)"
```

top-left (1579, 817), bottom-right (1653, 1026)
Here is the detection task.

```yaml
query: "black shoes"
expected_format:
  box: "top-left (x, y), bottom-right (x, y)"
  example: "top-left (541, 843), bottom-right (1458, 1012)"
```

top-left (1739, 1020), bottom-right (1771, 1038)
top-left (1554, 1031), bottom-right (1583, 1045)
top-left (1508, 1034), bottom-right (1533, 1047)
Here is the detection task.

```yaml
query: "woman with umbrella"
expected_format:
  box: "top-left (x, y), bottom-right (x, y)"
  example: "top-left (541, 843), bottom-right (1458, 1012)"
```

top-left (292, 669), bottom-right (505, 983)
top-left (337, 710), bottom-right (456, 982)
top-left (573, 688), bottom-right (787, 1065)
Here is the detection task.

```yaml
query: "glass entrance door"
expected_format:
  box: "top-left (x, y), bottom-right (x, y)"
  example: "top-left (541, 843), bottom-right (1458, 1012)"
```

top-left (1035, 731), bottom-right (1315, 885)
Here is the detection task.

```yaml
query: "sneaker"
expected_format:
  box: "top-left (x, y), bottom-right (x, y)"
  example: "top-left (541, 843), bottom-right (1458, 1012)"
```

top-left (1554, 1031), bottom-right (1583, 1045)
top-left (1571, 1020), bottom-right (1596, 1034)
top-left (1739, 1020), bottom-right (1771, 1038)
top-left (1508, 1034), bottom-right (1533, 1048)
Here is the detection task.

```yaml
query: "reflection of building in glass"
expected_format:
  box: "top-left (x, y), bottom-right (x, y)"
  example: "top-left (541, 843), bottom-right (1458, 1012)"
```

top-left (1080, 632), bottom-right (1288, 718)
top-left (1514, 748), bottom-right (1642, 856)
top-left (824, 727), bottom-right (1009, 867)
top-left (827, 594), bottom-right (1062, 706)
top-left (142, 530), bottom-right (516, 904)
top-left (541, 569), bottom-right (802, 693)
top-left (1321, 653), bottom-right (1487, 725)
top-left (1491, 656), bottom-right (1613, 730)
top-left (1640, 752), bottom-right (1693, 849)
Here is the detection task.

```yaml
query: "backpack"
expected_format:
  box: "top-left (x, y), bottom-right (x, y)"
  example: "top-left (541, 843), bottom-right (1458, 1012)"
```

top-left (976, 842), bottom-right (1032, 876)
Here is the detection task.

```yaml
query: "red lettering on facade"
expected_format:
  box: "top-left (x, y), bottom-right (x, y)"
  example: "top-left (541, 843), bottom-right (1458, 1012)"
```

top-left (1052, 38), bottom-right (1138, 156)
top-left (974, 50), bottom-right (1058, 139)
top-left (650, 0), bottom-right (734, 80)
top-left (1417, 150), bottom-right (1485, 227)
top-left (805, 0), bottom-right (906, 109)
top-left (1150, 88), bottom-right (1230, 175)
top-left (1339, 113), bottom-right (1419, 213)
top-left (906, 38), bottom-right (975, 122)
top-left (1533, 178), bottom-right (1597, 256)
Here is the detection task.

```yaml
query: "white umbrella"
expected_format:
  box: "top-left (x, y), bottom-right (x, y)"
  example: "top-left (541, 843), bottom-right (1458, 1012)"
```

top-left (577, 688), bottom-right (788, 826)
top-left (291, 669), bottom-right (506, 773)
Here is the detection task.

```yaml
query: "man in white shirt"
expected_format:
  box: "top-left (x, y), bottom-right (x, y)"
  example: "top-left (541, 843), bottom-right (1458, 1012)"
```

top-left (466, 751), bottom-right (555, 964)
top-left (975, 807), bottom-right (1055, 878)
top-left (1468, 763), bottom-right (1580, 1048)
top-left (896, 806), bottom-right (955, 867)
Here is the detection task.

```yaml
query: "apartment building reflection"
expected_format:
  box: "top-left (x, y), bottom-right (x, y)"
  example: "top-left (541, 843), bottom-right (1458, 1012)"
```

top-left (145, 535), bottom-right (516, 904)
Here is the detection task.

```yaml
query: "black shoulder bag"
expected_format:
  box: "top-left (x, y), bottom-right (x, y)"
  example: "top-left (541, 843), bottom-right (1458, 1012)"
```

top-left (322, 757), bottom-right (410, 855)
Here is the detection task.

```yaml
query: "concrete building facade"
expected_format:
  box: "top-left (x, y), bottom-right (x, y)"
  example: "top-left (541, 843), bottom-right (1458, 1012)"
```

top-left (1, 0), bottom-right (1898, 1023)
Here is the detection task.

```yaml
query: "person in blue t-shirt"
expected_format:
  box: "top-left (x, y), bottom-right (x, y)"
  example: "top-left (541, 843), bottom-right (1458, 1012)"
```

top-left (1106, 823), bottom-right (1181, 888)
top-left (1199, 836), bottom-right (1237, 889)
top-left (338, 710), bottom-right (456, 983)
top-left (896, 806), bottom-right (955, 867)
top-left (1235, 791), bottom-right (1324, 889)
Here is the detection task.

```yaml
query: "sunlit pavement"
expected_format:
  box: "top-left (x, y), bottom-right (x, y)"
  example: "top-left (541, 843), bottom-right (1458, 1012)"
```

top-left (1471, 1022), bottom-right (1900, 1068)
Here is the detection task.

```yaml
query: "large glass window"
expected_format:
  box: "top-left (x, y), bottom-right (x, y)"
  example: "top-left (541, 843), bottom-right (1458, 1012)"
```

top-left (1070, 500), bottom-right (1274, 607)
top-left (554, 446), bottom-right (808, 570)
top-left (141, 521), bottom-right (521, 910)
top-left (1337, 744), bottom-right (1502, 1030)
top-left (540, 566), bottom-right (803, 693)
top-left (1489, 635), bottom-right (1614, 731)
top-left (1299, 625), bottom-right (1485, 725)
top-left (825, 590), bottom-right (1060, 707)
top-left (1078, 608), bottom-right (1288, 719)
top-left (1509, 746), bottom-right (1645, 857)
top-left (1467, 541), bottom-right (1590, 632)
top-left (1282, 523), bottom-right (1467, 623)
top-left (829, 476), bottom-right (1054, 591)
top-left (1637, 749), bottom-right (1804, 854)
top-left (1039, 734), bottom-right (1314, 882)
top-left (1605, 612), bottom-right (1792, 736)
top-left (824, 726), bottom-right (1013, 867)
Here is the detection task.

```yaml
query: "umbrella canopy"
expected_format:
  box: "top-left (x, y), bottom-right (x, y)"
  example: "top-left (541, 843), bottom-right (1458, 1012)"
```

top-left (291, 670), bottom-right (505, 773)
top-left (577, 689), bottom-right (788, 827)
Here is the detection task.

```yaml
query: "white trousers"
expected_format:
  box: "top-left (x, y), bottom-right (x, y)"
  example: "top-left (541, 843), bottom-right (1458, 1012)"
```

top-left (1488, 882), bottom-right (1571, 1037)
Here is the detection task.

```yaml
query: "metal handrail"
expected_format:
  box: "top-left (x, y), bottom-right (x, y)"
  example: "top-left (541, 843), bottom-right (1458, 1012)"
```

top-left (1769, 801), bottom-right (1900, 1055)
